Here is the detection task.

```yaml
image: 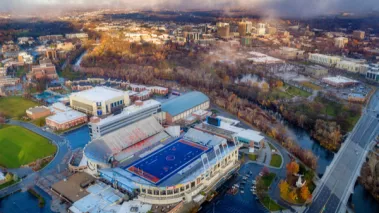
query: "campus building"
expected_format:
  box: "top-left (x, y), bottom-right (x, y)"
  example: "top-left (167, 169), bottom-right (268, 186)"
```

top-left (88, 99), bottom-right (162, 139)
top-left (322, 76), bottom-right (359, 87)
top-left (308, 53), bottom-right (341, 67)
top-left (335, 58), bottom-right (368, 73)
top-left (366, 64), bottom-right (379, 82)
top-left (69, 87), bottom-right (130, 116)
top-left (46, 109), bottom-right (87, 131)
top-left (84, 116), bottom-right (241, 205)
top-left (29, 63), bottom-right (58, 80)
top-left (26, 106), bottom-right (52, 120)
top-left (162, 91), bottom-right (210, 124)
top-left (305, 65), bottom-right (329, 77)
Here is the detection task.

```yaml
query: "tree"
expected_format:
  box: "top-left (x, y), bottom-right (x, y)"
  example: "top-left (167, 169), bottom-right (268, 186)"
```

top-left (300, 185), bottom-right (311, 201)
top-left (286, 161), bottom-right (300, 175)
top-left (261, 167), bottom-right (270, 177)
top-left (289, 189), bottom-right (298, 201)
top-left (279, 180), bottom-right (290, 195)
top-left (5, 173), bottom-right (13, 182)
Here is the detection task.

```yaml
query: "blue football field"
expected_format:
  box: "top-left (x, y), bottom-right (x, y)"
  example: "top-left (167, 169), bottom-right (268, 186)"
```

top-left (127, 139), bottom-right (209, 184)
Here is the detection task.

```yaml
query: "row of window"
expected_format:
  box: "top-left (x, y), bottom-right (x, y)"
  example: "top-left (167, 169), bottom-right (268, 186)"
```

top-left (110, 100), bottom-right (124, 108)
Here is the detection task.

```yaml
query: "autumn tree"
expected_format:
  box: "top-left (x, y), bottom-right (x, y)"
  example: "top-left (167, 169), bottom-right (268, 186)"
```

top-left (286, 161), bottom-right (300, 175)
top-left (289, 189), bottom-right (298, 201)
top-left (300, 185), bottom-right (311, 201)
top-left (279, 180), bottom-right (290, 195)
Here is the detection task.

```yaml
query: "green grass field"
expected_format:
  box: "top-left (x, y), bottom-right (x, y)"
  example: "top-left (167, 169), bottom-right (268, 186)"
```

top-left (286, 85), bottom-right (311, 98)
top-left (0, 96), bottom-right (39, 119)
top-left (0, 125), bottom-right (56, 168)
top-left (270, 154), bottom-right (282, 168)
top-left (300, 81), bottom-right (322, 90)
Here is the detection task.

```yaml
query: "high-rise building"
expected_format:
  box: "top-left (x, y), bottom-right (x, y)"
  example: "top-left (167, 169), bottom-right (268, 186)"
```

top-left (217, 22), bottom-right (230, 39)
top-left (246, 21), bottom-right (253, 34)
top-left (366, 64), bottom-right (379, 82)
top-left (257, 23), bottom-right (266, 35)
top-left (334, 37), bottom-right (348, 48)
top-left (352, 30), bottom-right (365, 40)
top-left (238, 22), bottom-right (247, 37)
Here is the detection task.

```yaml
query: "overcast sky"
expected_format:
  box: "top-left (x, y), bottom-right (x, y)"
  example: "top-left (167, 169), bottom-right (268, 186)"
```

top-left (1, 0), bottom-right (379, 17)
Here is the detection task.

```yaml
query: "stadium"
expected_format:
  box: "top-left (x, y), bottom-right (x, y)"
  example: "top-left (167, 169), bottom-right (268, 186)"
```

top-left (83, 116), bottom-right (241, 205)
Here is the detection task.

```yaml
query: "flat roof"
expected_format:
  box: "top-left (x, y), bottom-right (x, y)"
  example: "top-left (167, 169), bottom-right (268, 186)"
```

top-left (322, 75), bottom-right (359, 84)
top-left (162, 91), bottom-right (209, 117)
top-left (236, 129), bottom-right (265, 142)
top-left (51, 173), bottom-right (95, 203)
top-left (70, 86), bottom-right (125, 102)
top-left (95, 99), bottom-right (161, 126)
top-left (47, 109), bottom-right (86, 124)
top-left (27, 106), bottom-right (50, 114)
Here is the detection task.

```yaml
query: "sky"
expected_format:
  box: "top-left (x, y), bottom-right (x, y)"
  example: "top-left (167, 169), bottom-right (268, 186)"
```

top-left (1, 0), bottom-right (379, 17)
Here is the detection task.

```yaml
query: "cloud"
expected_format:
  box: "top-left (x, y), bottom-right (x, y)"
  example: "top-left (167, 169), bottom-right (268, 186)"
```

top-left (1, 0), bottom-right (378, 17)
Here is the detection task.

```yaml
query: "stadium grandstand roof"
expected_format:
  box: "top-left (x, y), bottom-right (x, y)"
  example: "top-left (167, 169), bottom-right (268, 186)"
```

top-left (162, 91), bottom-right (209, 117)
top-left (84, 116), bottom-right (164, 164)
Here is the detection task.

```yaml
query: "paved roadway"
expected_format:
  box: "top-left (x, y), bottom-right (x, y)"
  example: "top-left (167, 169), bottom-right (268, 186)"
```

top-left (305, 90), bottom-right (379, 213)
top-left (0, 120), bottom-right (70, 197)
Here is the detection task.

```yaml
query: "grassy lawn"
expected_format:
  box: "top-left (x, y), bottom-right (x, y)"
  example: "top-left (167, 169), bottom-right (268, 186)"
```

top-left (269, 88), bottom-right (293, 100)
top-left (286, 85), bottom-right (311, 98)
top-left (270, 154), bottom-right (282, 168)
top-left (0, 125), bottom-right (56, 168)
top-left (262, 173), bottom-right (276, 188)
top-left (261, 195), bottom-right (285, 211)
top-left (248, 154), bottom-right (257, 161)
top-left (300, 81), bottom-right (322, 90)
top-left (0, 96), bottom-right (39, 119)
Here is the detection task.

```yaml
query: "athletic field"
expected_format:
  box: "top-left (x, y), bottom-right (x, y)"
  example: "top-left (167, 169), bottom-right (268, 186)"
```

top-left (0, 125), bottom-right (57, 168)
top-left (126, 139), bottom-right (209, 184)
top-left (0, 96), bottom-right (39, 119)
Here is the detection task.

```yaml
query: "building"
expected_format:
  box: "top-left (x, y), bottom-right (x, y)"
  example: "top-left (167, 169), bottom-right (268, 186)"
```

top-left (305, 65), bottom-right (329, 77)
top-left (353, 30), bottom-right (365, 40)
top-left (0, 67), bottom-right (6, 76)
top-left (26, 106), bottom-right (52, 120)
top-left (366, 64), bottom-right (379, 82)
top-left (46, 109), bottom-right (87, 131)
top-left (38, 35), bottom-right (64, 42)
top-left (217, 22), bottom-right (230, 39)
top-left (336, 58), bottom-right (367, 73)
top-left (247, 51), bottom-right (284, 64)
top-left (65, 33), bottom-right (89, 40)
top-left (146, 86), bottom-right (168, 95)
top-left (322, 76), bottom-right (359, 87)
top-left (88, 99), bottom-right (162, 139)
top-left (162, 91), bottom-right (210, 124)
top-left (267, 27), bottom-right (277, 35)
top-left (257, 23), bottom-right (266, 35)
top-left (18, 51), bottom-right (33, 64)
top-left (334, 37), bottom-right (348, 48)
top-left (348, 93), bottom-right (366, 103)
top-left (87, 123), bottom-right (241, 205)
top-left (238, 22), bottom-right (247, 37)
top-left (241, 36), bottom-right (252, 47)
top-left (276, 47), bottom-right (304, 60)
top-left (29, 63), bottom-right (58, 80)
top-left (308, 53), bottom-right (341, 67)
top-left (69, 87), bottom-right (130, 116)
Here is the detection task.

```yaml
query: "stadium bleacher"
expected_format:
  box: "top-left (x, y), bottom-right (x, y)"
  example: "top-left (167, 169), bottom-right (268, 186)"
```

top-left (84, 116), bottom-right (165, 164)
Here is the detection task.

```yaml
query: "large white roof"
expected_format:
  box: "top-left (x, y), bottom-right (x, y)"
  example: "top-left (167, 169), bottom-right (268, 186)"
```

top-left (46, 110), bottom-right (86, 124)
top-left (70, 86), bottom-right (125, 102)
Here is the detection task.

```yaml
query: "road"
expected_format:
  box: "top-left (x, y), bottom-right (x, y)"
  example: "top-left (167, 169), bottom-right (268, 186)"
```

top-left (305, 89), bottom-right (379, 213)
top-left (0, 120), bottom-right (70, 197)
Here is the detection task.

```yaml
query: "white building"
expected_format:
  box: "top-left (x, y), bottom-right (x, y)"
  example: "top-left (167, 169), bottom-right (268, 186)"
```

top-left (65, 33), bottom-right (89, 39)
top-left (366, 64), bottom-right (379, 82)
top-left (334, 37), bottom-right (348, 48)
top-left (308, 53), bottom-right (341, 67)
top-left (336, 58), bottom-right (368, 73)
top-left (88, 99), bottom-right (162, 139)
top-left (257, 23), bottom-right (266, 35)
top-left (69, 87), bottom-right (130, 116)
top-left (18, 51), bottom-right (33, 64)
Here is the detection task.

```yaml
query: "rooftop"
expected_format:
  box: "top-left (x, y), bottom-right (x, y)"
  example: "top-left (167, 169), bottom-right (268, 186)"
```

top-left (161, 91), bottom-right (209, 117)
top-left (26, 106), bottom-right (50, 114)
top-left (51, 172), bottom-right (96, 203)
top-left (94, 99), bottom-right (161, 126)
top-left (70, 86), bottom-right (126, 102)
top-left (46, 109), bottom-right (86, 124)
top-left (323, 75), bottom-right (359, 84)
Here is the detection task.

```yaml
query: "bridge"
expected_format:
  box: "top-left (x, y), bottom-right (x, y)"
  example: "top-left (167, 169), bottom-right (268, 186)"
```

top-left (305, 90), bottom-right (379, 213)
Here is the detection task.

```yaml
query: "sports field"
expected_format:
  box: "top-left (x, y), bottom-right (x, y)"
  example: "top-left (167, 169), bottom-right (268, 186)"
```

top-left (0, 96), bottom-right (39, 119)
top-left (0, 125), bottom-right (57, 168)
top-left (127, 139), bottom-right (209, 184)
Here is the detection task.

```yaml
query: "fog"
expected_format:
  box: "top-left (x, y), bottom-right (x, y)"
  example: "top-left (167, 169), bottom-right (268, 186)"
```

top-left (1, 0), bottom-right (379, 17)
